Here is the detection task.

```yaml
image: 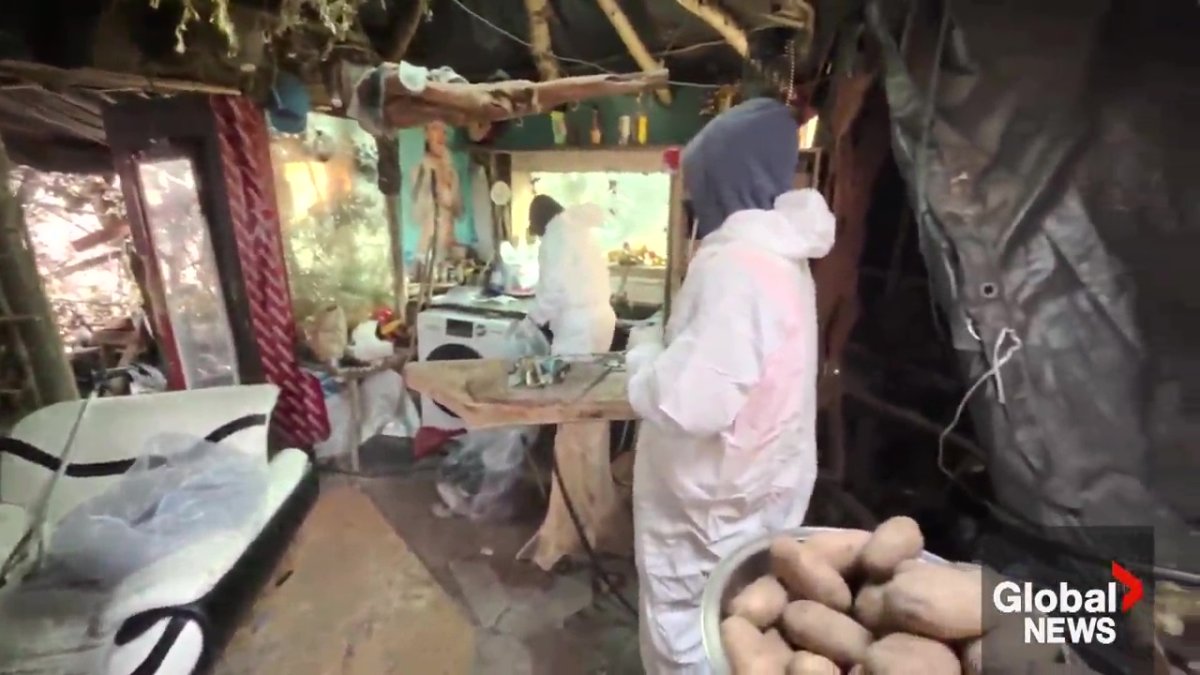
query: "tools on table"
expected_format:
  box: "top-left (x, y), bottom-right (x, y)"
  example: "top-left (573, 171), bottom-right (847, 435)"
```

top-left (506, 353), bottom-right (626, 398)
top-left (567, 353), bottom-right (625, 405)
top-left (509, 355), bottom-right (572, 389)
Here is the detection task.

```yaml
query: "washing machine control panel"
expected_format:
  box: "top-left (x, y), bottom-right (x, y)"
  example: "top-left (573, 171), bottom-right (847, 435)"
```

top-left (444, 318), bottom-right (486, 338)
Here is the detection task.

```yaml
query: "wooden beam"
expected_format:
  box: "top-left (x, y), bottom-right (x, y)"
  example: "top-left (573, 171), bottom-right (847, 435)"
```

top-left (675, 0), bottom-right (750, 58)
top-left (0, 60), bottom-right (239, 95)
top-left (594, 0), bottom-right (672, 106)
top-left (370, 68), bottom-right (669, 130)
top-left (524, 0), bottom-right (562, 81)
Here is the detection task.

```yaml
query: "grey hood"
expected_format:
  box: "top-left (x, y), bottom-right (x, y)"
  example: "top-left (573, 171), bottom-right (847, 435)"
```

top-left (681, 97), bottom-right (801, 240)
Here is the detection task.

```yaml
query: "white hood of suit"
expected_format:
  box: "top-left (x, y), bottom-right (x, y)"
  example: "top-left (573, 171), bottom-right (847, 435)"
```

top-left (702, 188), bottom-right (836, 262)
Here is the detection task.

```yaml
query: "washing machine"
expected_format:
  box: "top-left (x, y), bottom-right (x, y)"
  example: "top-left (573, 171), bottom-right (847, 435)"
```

top-left (416, 307), bottom-right (517, 430)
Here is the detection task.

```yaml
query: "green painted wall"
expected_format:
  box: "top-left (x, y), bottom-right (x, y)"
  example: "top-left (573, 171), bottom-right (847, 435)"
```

top-left (489, 88), bottom-right (710, 150)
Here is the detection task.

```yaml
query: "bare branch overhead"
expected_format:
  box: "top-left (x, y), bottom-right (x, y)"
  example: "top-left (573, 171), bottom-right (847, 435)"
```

top-left (524, 0), bottom-right (562, 80)
top-left (595, 0), bottom-right (672, 105)
top-left (674, 0), bottom-right (749, 58)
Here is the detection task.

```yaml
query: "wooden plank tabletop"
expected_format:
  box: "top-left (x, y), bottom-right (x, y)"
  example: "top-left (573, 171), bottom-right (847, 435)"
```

top-left (403, 358), bottom-right (636, 428)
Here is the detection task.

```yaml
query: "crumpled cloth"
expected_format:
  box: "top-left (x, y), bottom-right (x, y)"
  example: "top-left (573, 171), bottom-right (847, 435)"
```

top-left (347, 61), bottom-right (469, 136)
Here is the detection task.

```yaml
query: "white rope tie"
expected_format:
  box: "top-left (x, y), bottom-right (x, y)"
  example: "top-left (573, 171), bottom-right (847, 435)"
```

top-left (938, 325), bottom-right (1023, 475)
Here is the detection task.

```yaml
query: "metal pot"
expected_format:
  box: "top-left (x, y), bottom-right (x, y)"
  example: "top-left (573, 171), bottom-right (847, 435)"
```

top-left (700, 527), bottom-right (949, 674)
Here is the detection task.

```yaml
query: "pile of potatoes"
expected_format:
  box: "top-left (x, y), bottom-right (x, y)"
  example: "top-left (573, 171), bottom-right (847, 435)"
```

top-left (720, 517), bottom-right (986, 675)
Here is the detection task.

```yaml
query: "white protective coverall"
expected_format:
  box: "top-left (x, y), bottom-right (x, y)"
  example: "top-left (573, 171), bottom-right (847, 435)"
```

top-left (527, 203), bottom-right (616, 354)
top-left (626, 188), bottom-right (835, 671)
top-left (521, 203), bottom-right (620, 570)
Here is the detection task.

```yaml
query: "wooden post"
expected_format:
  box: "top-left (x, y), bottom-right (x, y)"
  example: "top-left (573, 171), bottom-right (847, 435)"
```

top-left (376, 135), bottom-right (408, 321)
top-left (663, 169), bottom-right (687, 321)
top-left (0, 137), bottom-right (78, 406)
top-left (386, 196), bottom-right (407, 318)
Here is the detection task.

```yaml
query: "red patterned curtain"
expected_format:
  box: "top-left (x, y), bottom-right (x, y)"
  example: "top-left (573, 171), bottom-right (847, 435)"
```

top-left (209, 95), bottom-right (330, 447)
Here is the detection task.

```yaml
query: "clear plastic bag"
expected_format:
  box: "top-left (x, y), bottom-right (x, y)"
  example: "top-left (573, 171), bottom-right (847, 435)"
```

top-left (434, 318), bottom-right (546, 520)
top-left (44, 432), bottom-right (270, 587)
top-left (501, 317), bottom-right (551, 360)
top-left (436, 426), bottom-right (538, 522)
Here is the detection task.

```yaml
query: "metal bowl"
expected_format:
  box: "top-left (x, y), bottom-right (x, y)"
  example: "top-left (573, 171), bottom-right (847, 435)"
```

top-left (700, 527), bottom-right (949, 675)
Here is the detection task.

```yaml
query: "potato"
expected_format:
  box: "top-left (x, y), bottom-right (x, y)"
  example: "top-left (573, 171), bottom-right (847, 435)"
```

top-left (863, 633), bottom-right (961, 675)
top-left (860, 516), bottom-right (924, 580)
top-left (786, 651), bottom-right (839, 675)
top-left (882, 564), bottom-right (984, 640)
top-left (780, 600), bottom-right (872, 666)
top-left (763, 628), bottom-right (795, 670)
top-left (852, 582), bottom-right (887, 631)
top-left (722, 616), bottom-right (794, 675)
top-left (721, 616), bottom-right (769, 674)
top-left (802, 529), bottom-right (871, 575)
top-left (893, 558), bottom-right (929, 576)
top-left (960, 638), bottom-right (982, 675)
top-left (728, 576), bottom-right (789, 628)
top-left (979, 611), bottom-right (1064, 669)
top-left (769, 537), bottom-right (853, 611)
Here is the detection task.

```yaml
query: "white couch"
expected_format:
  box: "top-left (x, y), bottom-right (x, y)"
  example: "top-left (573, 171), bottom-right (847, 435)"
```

top-left (0, 385), bottom-right (317, 675)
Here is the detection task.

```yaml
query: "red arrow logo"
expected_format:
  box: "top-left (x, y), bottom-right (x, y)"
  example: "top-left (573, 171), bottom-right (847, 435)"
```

top-left (1111, 561), bottom-right (1143, 612)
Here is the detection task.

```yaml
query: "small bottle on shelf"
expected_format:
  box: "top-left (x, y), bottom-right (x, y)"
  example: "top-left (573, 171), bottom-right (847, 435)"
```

top-left (635, 94), bottom-right (649, 145)
top-left (589, 107), bottom-right (603, 145)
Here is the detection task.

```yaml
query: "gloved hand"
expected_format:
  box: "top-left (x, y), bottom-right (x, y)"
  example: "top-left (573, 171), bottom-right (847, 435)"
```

top-left (626, 322), bottom-right (664, 351)
top-left (505, 316), bottom-right (549, 358)
top-left (506, 316), bottom-right (531, 339)
top-left (624, 342), bottom-right (663, 376)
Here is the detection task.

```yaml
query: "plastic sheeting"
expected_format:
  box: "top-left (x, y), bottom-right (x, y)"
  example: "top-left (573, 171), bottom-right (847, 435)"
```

top-left (866, 0), bottom-right (1198, 574)
top-left (433, 311), bottom-right (549, 521)
top-left (0, 432), bottom-right (269, 672)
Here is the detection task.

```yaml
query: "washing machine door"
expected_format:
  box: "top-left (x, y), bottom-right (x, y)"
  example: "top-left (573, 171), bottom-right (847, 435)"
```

top-left (423, 342), bottom-right (482, 419)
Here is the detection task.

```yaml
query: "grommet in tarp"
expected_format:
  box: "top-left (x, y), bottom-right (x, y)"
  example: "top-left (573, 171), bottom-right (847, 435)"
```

top-left (980, 282), bottom-right (998, 299)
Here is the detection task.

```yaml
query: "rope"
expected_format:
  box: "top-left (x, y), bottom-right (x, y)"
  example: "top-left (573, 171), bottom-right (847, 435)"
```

top-left (937, 325), bottom-right (1022, 476)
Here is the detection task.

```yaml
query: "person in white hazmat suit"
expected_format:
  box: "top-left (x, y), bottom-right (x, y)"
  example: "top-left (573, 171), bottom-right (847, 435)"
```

top-left (518, 194), bottom-right (621, 570)
top-left (624, 97), bottom-right (836, 673)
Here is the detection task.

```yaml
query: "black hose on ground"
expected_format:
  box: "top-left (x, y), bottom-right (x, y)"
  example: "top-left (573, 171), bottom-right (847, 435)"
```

top-left (552, 456), bottom-right (640, 619)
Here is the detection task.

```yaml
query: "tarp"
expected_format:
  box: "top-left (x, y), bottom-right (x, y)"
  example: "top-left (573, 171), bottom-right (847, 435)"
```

top-left (866, 0), bottom-right (1199, 577)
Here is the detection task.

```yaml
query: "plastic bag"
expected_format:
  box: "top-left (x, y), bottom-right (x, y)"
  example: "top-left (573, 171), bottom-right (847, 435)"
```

top-left (313, 370), bottom-right (420, 460)
top-left (434, 320), bottom-right (545, 519)
top-left (44, 432), bottom-right (269, 587)
top-left (436, 426), bottom-right (537, 522)
top-left (501, 316), bottom-right (550, 360)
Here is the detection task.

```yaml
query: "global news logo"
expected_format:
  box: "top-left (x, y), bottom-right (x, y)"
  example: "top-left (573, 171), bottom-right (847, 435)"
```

top-left (991, 562), bottom-right (1144, 646)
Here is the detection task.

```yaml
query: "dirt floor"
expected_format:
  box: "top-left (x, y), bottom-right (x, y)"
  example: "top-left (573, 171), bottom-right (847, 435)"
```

top-left (358, 469), bottom-right (643, 675)
top-left (216, 484), bottom-right (478, 675)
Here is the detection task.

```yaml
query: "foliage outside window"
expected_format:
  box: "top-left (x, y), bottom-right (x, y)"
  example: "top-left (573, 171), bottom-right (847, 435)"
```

top-left (15, 169), bottom-right (140, 343)
top-left (271, 114), bottom-right (394, 329)
top-left (530, 171), bottom-right (670, 262)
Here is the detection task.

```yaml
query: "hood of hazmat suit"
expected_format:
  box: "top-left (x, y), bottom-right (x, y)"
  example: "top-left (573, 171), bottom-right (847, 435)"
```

top-left (627, 97), bottom-right (835, 674)
top-left (528, 202), bottom-right (616, 355)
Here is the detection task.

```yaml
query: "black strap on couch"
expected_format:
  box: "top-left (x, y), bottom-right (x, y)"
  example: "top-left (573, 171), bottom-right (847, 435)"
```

top-left (0, 414), bottom-right (268, 478)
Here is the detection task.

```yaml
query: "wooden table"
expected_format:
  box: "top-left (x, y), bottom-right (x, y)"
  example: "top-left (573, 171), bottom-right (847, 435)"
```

top-left (403, 357), bottom-right (636, 428)
top-left (404, 357), bottom-right (637, 569)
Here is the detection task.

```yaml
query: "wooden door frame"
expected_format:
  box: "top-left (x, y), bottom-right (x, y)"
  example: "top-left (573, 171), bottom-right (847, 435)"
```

top-left (104, 95), bottom-right (265, 390)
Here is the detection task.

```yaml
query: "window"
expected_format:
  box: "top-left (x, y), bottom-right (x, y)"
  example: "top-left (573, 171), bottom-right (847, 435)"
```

top-left (137, 158), bottom-right (239, 388)
top-left (529, 171), bottom-right (671, 261)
